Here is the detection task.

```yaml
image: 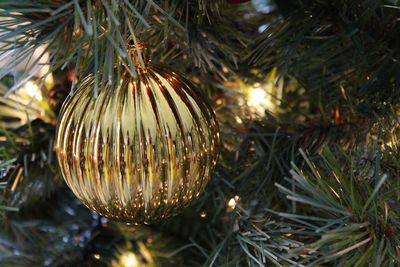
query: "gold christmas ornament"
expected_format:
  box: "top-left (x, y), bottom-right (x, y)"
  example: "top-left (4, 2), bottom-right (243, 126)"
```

top-left (54, 41), bottom-right (219, 224)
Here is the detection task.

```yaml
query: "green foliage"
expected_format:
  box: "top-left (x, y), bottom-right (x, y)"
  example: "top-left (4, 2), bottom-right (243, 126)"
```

top-left (0, 0), bottom-right (249, 95)
top-left (249, 0), bottom-right (400, 119)
top-left (214, 145), bottom-right (400, 266)
top-left (0, 0), bottom-right (400, 266)
top-left (272, 146), bottom-right (400, 266)
top-left (0, 119), bottom-right (59, 211)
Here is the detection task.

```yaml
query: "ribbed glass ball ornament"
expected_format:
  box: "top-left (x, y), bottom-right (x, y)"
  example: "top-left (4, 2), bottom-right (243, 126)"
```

top-left (54, 42), bottom-right (219, 224)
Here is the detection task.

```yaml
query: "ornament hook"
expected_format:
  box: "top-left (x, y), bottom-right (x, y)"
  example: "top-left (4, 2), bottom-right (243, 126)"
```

top-left (126, 36), bottom-right (148, 69)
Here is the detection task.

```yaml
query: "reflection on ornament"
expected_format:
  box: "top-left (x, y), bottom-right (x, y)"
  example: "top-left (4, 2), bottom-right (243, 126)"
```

top-left (55, 40), bottom-right (220, 224)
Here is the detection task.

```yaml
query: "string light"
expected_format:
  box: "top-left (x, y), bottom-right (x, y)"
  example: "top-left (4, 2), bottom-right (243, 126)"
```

top-left (200, 210), bottom-right (207, 218)
top-left (245, 68), bottom-right (283, 117)
top-left (93, 254), bottom-right (101, 260)
top-left (247, 86), bottom-right (268, 115)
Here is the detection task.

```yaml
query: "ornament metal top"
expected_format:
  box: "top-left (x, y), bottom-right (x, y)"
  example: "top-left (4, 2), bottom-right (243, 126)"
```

top-left (54, 39), bottom-right (220, 224)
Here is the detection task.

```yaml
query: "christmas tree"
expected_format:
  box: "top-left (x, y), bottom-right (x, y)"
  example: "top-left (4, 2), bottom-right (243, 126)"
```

top-left (0, 0), bottom-right (399, 266)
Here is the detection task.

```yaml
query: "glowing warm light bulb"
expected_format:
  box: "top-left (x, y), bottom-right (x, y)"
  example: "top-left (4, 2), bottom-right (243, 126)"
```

top-left (120, 252), bottom-right (138, 267)
top-left (246, 85), bottom-right (275, 117)
top-left (248, 87), bottom-right (267, 107)
top-left (245, 68), bottom-right (284, 116)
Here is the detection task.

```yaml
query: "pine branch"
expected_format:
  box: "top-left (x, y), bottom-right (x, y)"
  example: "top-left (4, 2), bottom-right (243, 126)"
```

top-left (248, 0), bottom-right (400, 119)
top-left (0, 119), bottom-right (60, 211)
top-left (0, 0), bottom-right (251, 96)
top-left (268, 146), bottom-right (400, 265)
top-left (200, 143), bottom-right (400, 266)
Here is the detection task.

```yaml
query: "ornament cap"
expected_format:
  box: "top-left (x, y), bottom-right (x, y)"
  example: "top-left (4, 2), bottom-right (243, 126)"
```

top-left (126, 37), bottom-right (149, 70)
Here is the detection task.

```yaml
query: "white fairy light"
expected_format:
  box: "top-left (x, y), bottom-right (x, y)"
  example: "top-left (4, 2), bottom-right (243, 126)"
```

top-left (245, 68), bottom-right (284, 117)
top-left (247, 86), bottom-right (268, 115)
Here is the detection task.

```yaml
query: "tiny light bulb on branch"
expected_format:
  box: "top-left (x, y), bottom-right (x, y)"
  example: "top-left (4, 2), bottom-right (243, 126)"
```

top-left (245, 68), bottom-right (283, 117)
top-left (247, 86), bottom-right (268, 115)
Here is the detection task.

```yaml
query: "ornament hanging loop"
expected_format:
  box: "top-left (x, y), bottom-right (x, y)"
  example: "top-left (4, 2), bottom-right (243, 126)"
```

top-left (126, 36), bottom-right (148, 69)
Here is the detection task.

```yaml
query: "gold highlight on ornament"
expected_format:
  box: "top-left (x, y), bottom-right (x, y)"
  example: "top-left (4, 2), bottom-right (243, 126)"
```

top-left (55, 40), bottom-right (220, 224)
